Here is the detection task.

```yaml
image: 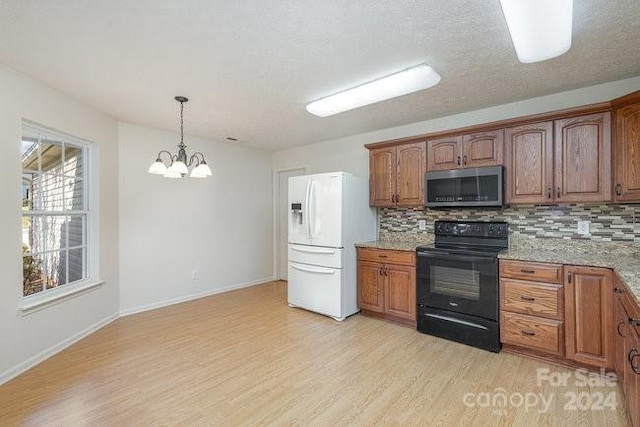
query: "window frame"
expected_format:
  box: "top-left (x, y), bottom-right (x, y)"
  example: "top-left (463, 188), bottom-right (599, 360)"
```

top-left (20, 120), bottom-right (99, 308)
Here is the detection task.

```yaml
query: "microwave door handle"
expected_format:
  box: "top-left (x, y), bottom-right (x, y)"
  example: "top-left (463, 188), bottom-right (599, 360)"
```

top-left (417, 252), bottom-right (497, 263)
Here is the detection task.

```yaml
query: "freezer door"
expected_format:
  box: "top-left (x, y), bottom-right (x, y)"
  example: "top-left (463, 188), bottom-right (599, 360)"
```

top-left (288, 244), bottom-right (343, 269)
top-left (288, 261), bottom-right (343, 318)
top-left (306, 173), bottom-right (343, 248)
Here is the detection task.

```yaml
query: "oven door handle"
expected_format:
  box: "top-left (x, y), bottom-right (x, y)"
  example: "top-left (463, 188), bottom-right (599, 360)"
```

top-left (417, 252), bottom-right (497, 263)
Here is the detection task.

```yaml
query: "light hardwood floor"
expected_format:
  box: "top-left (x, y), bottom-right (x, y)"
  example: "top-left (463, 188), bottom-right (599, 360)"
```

top-left (0, 281), bottom-right (630, 426)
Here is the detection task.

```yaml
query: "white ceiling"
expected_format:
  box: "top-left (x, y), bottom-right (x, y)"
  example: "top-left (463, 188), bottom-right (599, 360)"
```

top-left (1, 1), bottom-right (639, 151)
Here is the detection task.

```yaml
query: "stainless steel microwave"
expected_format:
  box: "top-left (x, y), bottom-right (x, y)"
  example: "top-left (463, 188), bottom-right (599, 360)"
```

top-left (425, 165), bottom-right (503, 208)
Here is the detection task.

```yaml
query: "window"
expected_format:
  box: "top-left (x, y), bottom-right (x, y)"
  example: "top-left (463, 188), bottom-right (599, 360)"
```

top-left (21, 122), bottom-right (90, 297)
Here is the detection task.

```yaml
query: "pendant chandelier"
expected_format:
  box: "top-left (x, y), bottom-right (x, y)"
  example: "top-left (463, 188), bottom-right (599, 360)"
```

top-left (148, 96), bottom-right (212, 178)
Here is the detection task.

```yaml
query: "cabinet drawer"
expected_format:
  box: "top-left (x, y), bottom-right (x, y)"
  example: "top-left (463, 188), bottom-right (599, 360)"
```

top-left (501, 279), bottom-right (564, 320)
top-left (499, 260), bottom-right (563, 284)
top-left (357, 248), bottom-right (415, 266)
top-left (501, 311), bottom-right (564, 356)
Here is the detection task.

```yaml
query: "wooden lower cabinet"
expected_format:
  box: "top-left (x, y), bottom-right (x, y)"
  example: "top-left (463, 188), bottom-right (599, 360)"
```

top-left (500, 260), bottom-right (565, 359)
top-left (500, 261), bottom-right (615, 369)
top-left (357, 261), bottom-right (384, 313)
top-left (564, 265), bottom-right (615, 369)
top-left (356, 248), bottom-right (416, 325)
top-left (614, 276), bottom-right (640, 427)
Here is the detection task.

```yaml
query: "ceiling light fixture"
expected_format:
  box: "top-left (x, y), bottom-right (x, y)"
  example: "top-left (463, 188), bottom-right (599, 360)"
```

top-left (500, 0), bottom-right (573, 63)
top-left (148, 96), bottom-right (212, 179)
top-left (305, 64), bottom-right (441, 117)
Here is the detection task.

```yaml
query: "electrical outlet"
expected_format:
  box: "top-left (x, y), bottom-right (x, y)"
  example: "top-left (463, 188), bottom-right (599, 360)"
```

top-left (192, 270), bottom-right (199, 280)
top-left (418, 220), bottom-right (426, 231)
top-left (577, 220), bottom-right (590, 236)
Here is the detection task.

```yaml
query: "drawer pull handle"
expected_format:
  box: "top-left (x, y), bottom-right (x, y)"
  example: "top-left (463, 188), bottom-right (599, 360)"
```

top-left (520, 269), bottom-right (535, 274)
top-left (378, 254), bottom-right (387, 258)
top-left (618, 321), bottom-right (628, 338)
top-left (630, 318), bottom-right (640, 327)
top-left (521, 331), bottom-right (536, 337)
top-left (631, 352), bottom-right (640, 375)
top-left (615, 183), bottom-right (622, 196)
top-left (520, 296), bottom-right (535, 302)
top-left (613, 287), bottom-right (624, 294)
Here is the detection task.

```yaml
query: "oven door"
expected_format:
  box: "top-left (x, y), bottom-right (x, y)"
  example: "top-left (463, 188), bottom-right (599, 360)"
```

top-left (416, 250), bottom-right (498, 320)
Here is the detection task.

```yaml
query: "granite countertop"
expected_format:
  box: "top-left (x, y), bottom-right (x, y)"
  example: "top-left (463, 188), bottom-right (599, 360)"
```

top-left (499, 237), bottom-right (640, 307)
top-left (355, 233), bottom-right (640, 307)
top-left (355, 233), bottom-right (434, 252)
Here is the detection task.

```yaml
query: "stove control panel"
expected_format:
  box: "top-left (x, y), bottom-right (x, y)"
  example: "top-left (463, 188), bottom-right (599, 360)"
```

top-left (434, 221), bottom-right (508, 238)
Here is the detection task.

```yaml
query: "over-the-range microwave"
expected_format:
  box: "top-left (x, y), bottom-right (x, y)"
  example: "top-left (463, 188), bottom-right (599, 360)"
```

top-left (425, 165), bottom-right (503, 208)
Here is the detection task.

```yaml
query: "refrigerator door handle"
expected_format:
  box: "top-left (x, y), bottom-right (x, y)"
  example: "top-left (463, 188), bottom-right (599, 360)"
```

top-left (291, 246), bottom-right (336, 255)
top-left (290, 263), bottom-right (336, 275)
top-left (308, 180), bottom-right (315, 239)
top-left (304, 180), bottom-right (312, 238)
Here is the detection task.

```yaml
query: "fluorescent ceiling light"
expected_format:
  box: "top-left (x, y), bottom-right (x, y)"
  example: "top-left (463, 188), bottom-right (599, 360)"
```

top-left (500, 0), bottom-right (573, 63)
top-left (306, 64), bottom-right (441, 117)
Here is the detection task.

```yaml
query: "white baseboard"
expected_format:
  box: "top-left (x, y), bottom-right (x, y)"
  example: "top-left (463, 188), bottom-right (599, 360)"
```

top-left (119, 276), bottom-right (276, 317)
top-left (0, 312), bottom-right (119, 385)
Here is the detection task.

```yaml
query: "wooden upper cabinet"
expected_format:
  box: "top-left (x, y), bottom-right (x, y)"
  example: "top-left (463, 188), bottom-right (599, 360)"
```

top-left (396, 142), bottom-right (426, 205)
top-left (461, 130), bottom-right (504, 168)
top-left (564, 266), bottom-right (614, 369)
top-left (614, 101), bottom-right (640, 202)
top-left (554, 112), bottom-right (612, 203)
top-left (369, 147), bottom-right (396, 207)
top-left (427, 136), bottom-right (462, 171)
top-left (505, 122), bottom-right (554, 204)
top-left (368, 142), bottom-right (425, 207)
top-left (427, 132), bottom-right (503, 171)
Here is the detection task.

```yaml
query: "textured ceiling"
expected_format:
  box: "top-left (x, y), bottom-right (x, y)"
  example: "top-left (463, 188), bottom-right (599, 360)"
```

top-left (0, 1), bottom-right (639, 151)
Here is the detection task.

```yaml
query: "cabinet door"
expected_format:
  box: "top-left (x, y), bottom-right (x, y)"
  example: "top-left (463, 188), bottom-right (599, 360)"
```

top-left (396, 142), bottom-right (426, 206)
top-left (369, 147), bottom-right (396, 207)
top-left (614, 102), bottom-right (640, 202)
top-left (504, 122), bottom-right (554, 204)
top-left (427, 136), bottom-right (462, 171)
top-left (357, 261), bottom-right (384, 313)
top-left (384, 264), bottom-right (416, 321)
top-left (565, 266), bottom-right (614, 369)
top-left (614, 293), bottom-right (629, 395)
top-left (626, 329), bottom-right (640, 427)
top-left (461, 130), bottom-right (504, 168)
top-left (555, 113), bottom-right (612, 202)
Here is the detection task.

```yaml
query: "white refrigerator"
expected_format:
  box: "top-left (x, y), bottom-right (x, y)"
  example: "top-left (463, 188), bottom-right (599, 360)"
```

top-left (288, 172), bottom-right (376, 321)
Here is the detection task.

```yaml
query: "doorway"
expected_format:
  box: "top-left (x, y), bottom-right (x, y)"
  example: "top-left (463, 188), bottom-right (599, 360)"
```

top-left (276, 168), bottom-right (305, 280)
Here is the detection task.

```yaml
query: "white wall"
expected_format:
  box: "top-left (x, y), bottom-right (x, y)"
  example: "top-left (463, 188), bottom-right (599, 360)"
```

top-left (272, 76), bottom-right (640, 178)
top-left (0, 65), bottom-right (120, 382)
top-left (118, 123), bottom-right (273, 314)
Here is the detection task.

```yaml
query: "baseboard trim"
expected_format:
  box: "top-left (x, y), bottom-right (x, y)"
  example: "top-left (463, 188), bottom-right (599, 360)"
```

top-left (119, 276), bottom-right (276, 317)
top-left (0, 312), bottom-right (119, 385)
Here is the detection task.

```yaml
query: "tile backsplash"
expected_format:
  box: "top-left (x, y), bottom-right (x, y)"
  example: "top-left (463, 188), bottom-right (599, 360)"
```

top-left (379, 204), bottom-right (640, 242)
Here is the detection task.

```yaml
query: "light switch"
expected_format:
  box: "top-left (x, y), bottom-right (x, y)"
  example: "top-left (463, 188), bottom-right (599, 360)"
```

top-left (418, 220), bottom-right (426, 231)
